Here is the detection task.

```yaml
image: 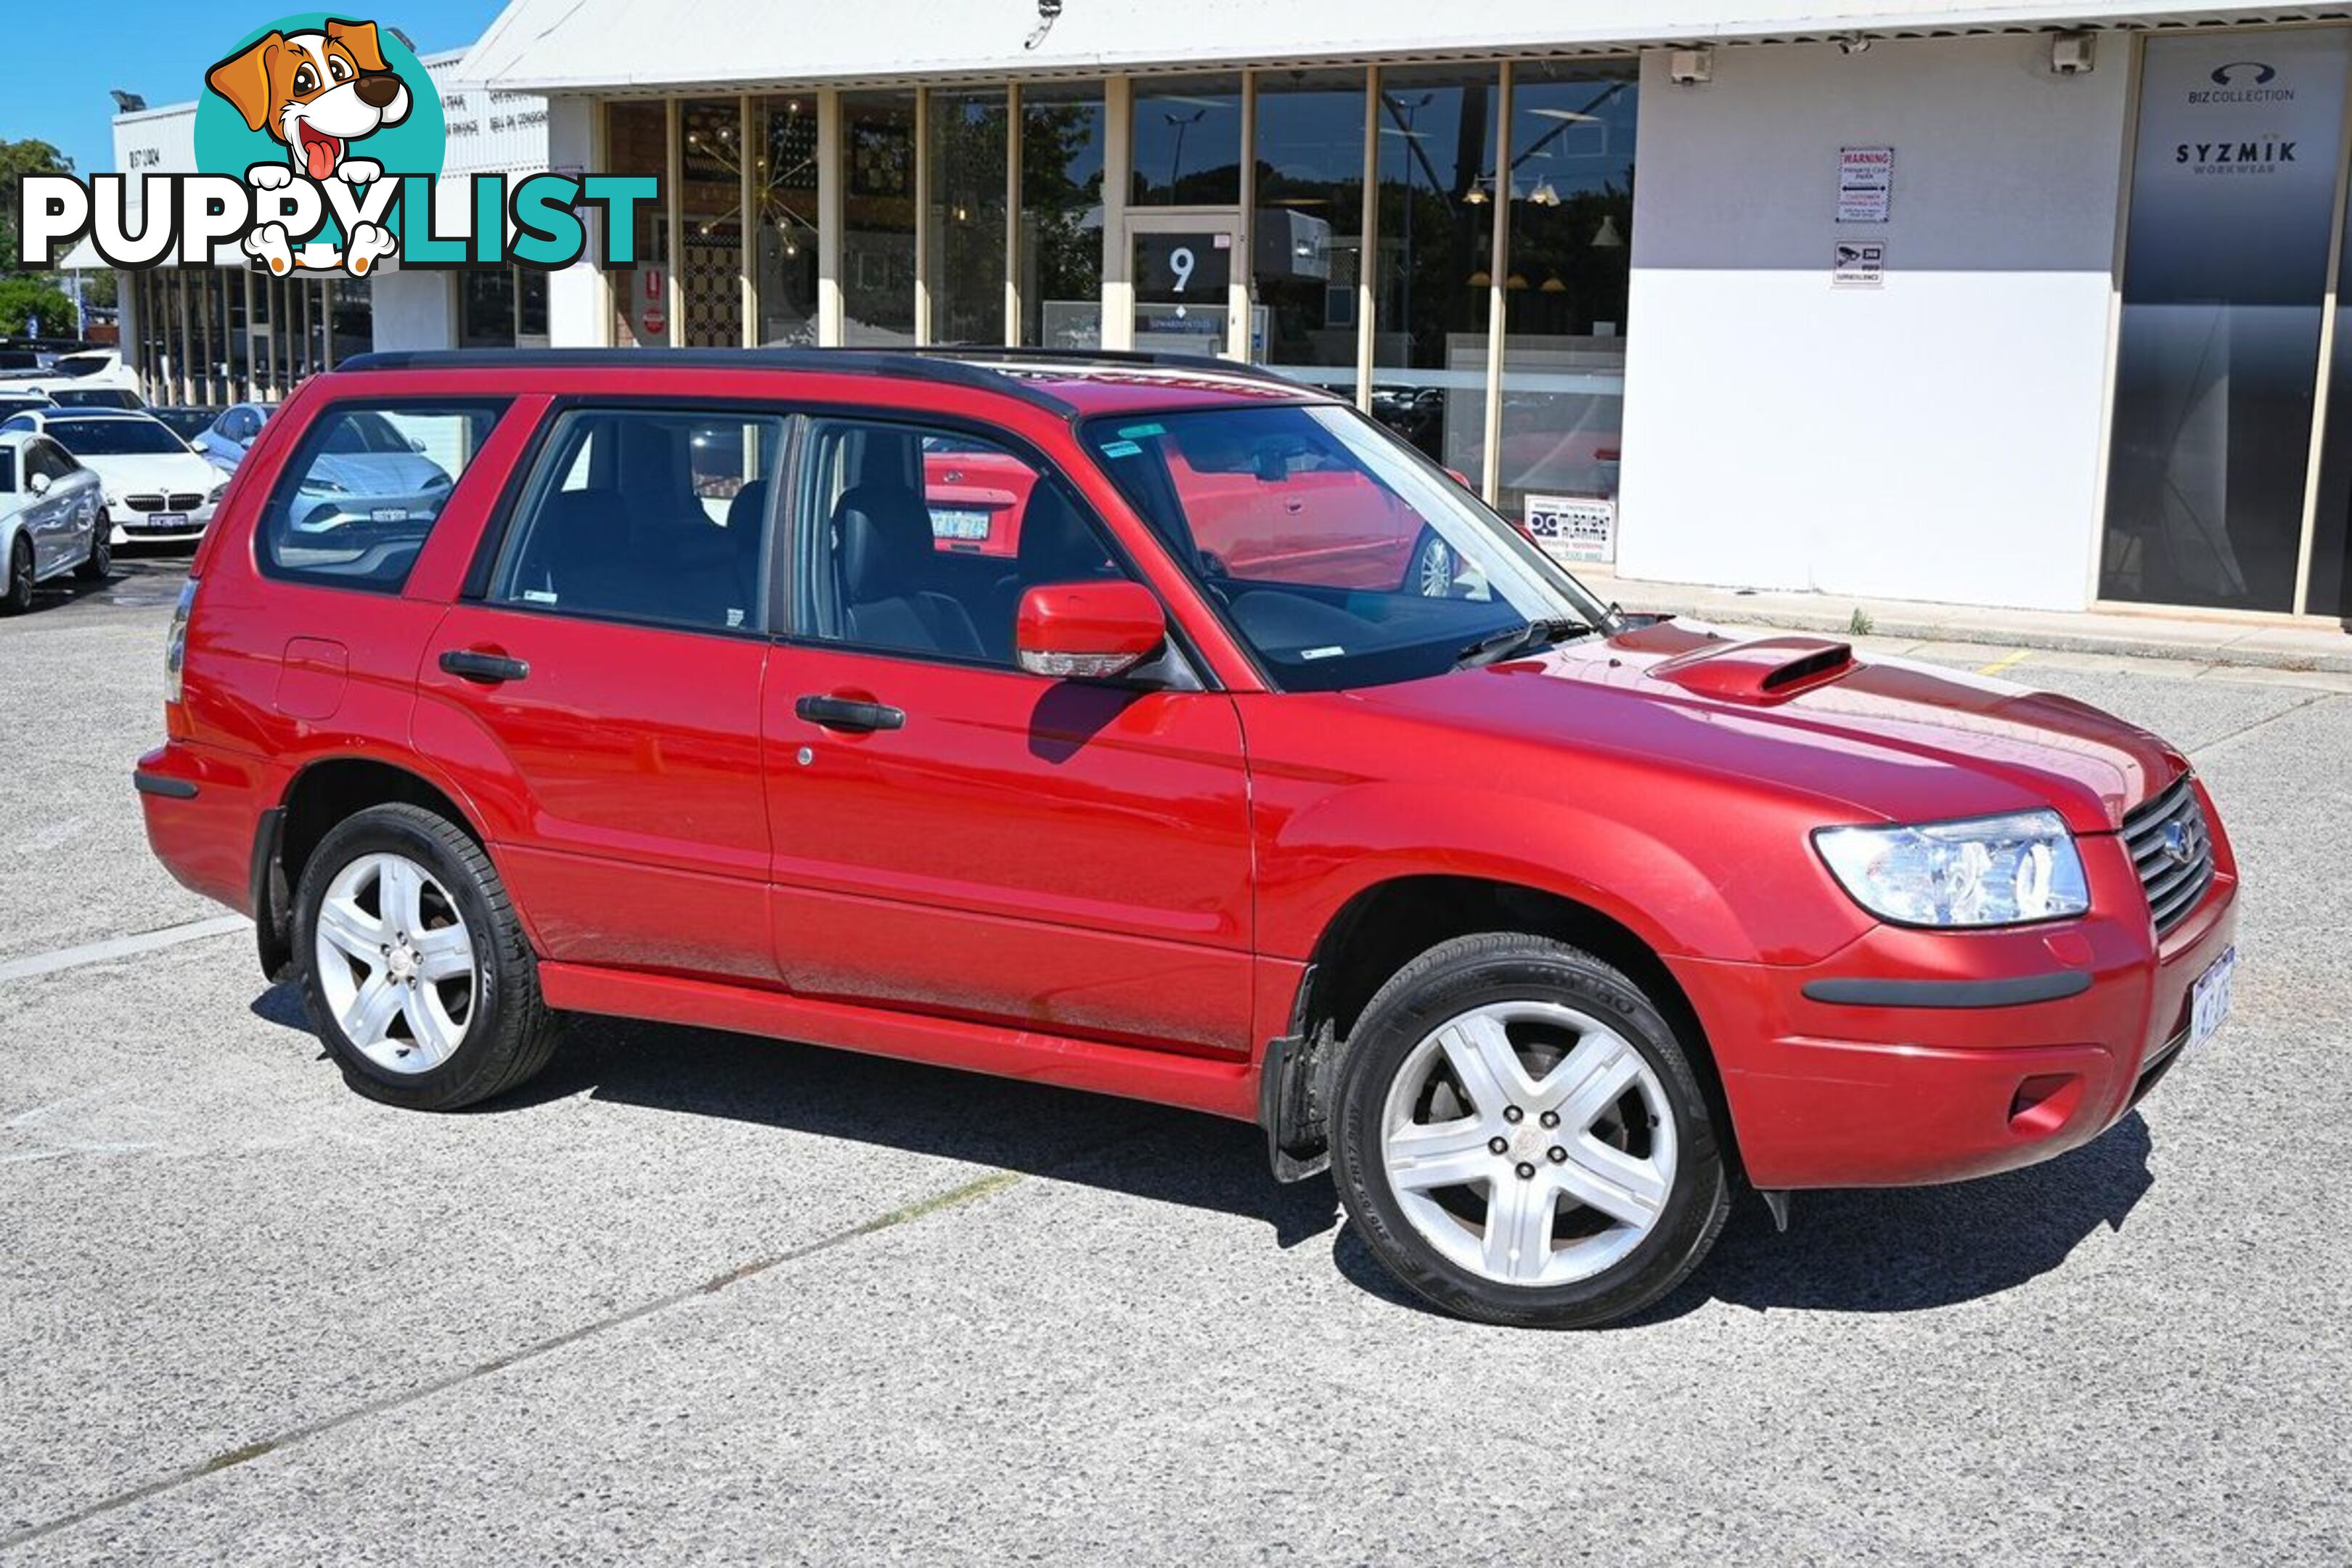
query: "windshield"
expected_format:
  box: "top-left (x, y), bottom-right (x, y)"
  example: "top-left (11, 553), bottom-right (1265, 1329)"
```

top-left (1082, 402), bottom-right (1611, 691)
top-left (46, 417), bottom-right (188, 457)
top-left (52, 388), bottom-right (141, 409)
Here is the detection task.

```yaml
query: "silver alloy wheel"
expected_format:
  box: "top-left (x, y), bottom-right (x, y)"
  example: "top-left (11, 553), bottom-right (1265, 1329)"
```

top-left (1415, 534), bottom-right (1455, 597)
top-left (313, 852), bottom-right (476, 1074)
top-left (1379, 1000), bottom-right (1677, 1286)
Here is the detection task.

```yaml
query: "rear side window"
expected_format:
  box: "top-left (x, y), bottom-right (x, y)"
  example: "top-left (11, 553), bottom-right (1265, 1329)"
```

top-left (487, 406), bottom-right (785, 634)
top-left (258, 401), bottom-right (507, 592)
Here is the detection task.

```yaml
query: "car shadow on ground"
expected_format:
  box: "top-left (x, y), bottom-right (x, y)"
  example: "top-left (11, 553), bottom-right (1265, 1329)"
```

top-left (251, 985), bottom-right (2157, 1321)
top-left (17, 555), bottom-right (192, 617)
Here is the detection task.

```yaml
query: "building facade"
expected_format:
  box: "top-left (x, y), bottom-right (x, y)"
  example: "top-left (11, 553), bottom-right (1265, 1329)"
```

top-left (94, 2), bottom-right (2352, 621)
top-left (94, 49), bottom-right (551, 406)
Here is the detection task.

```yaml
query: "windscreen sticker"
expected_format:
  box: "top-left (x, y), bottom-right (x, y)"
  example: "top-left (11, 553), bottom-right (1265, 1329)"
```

top-left (1117, 422), bottom-right (1166, 439)
top-left (1101, 439), bottom-right (1143, 458)
top-left (1300, 645), bottom-right (1346, 660)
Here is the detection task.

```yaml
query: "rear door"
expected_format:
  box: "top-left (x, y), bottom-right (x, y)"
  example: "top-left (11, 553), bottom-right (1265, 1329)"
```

top-left (415, 401), bottom-right (785, 984)
top-left (761, 413), bottom-right (1257, 1055)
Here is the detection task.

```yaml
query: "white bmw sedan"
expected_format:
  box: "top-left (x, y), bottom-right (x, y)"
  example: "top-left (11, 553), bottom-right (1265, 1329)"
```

top-left (0, 409), bottom-right (225, 547)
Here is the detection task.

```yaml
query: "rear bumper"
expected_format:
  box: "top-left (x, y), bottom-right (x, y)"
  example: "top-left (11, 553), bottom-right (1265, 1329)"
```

top-left (134, 740), bottom-right (277, 916)
top-left (1673, 799), bottom-right (2240, 1190)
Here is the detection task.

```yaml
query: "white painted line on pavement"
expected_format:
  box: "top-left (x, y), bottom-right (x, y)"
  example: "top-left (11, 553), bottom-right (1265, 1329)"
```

top-left (0, 915), bottom-right (251, 985)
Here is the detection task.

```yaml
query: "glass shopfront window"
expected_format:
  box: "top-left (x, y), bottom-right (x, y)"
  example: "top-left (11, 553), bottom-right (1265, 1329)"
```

top-left (1252, 68), bottom-right (1366, 396)
top-left (1370, 66), bottom-right (1499, 486)
top-left (752, 95), bottom-right (820, 346)
top-left (605, 101), bottom-right (671, 346)
top-left (1495, 59), bottom-right (1637, 530)
top-left (1020, 82), bottom-right (1105, 349)
top-left (843, 90), bottom-right (919, 346)
top-left (460, 268), bottom-right (547, 348)
top-left (928, 88), bottom-right (1009, 346)
top-left (2103, 30), bottom-right (2351, 613)
top-left (1131, 75), bottom-right (1243, 206)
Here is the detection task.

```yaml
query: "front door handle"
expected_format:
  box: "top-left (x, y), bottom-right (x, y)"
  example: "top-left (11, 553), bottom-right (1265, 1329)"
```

top-left (795, 694), bottom-right (905, 733)
top-left (440, 648), bottom-right (529, 684)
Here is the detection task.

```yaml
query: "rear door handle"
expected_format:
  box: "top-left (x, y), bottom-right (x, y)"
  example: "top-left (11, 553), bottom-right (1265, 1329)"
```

top-left (795, 694), bottom-right (905, 733)
top-left (440, 648), bottom-right (529, 684)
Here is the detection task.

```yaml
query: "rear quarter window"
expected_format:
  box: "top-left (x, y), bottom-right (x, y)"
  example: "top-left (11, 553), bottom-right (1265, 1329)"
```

top-left (256, 401), bottom-right (509, 592)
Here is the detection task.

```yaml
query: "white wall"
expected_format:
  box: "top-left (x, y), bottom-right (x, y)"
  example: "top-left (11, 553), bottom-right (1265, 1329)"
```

top-left (543, 96), bottom-right (608, 349)
top-left (1617, 34), bottom-right (2131, 611)
top-left (370, 269), bottom-right (455, 351)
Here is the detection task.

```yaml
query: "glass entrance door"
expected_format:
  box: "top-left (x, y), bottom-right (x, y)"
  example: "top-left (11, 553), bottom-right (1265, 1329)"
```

top-left (1126, 213), bottom-right (1245, 359)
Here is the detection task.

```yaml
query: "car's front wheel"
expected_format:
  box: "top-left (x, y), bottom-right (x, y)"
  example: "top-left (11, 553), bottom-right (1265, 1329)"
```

top-left (1331, 934), bottom-right (1731, 1328)
top-left (293, 802), bottom-right (561, 1110)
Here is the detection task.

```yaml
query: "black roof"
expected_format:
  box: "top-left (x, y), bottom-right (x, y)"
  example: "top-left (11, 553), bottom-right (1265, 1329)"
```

top-left (330, 346), bottom-right (1308, 418)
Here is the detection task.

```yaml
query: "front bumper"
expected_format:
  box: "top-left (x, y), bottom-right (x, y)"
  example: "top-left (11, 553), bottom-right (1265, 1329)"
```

top-left (106, 499), bottom-right (216, 546)
top-left (1672, 784), bottom-right (2241, 1190)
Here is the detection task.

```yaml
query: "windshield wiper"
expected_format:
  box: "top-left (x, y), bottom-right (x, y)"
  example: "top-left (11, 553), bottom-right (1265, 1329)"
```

top-left (1454, 616), bottom-right (1595, 669)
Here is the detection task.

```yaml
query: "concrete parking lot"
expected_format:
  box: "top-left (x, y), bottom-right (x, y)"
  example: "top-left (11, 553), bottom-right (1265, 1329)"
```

top-left (2, 558), bottom-right (2348, 1564)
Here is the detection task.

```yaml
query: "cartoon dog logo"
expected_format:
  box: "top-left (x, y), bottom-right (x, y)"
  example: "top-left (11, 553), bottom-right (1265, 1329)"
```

top-left (205, 18), bottom-right (412, 274)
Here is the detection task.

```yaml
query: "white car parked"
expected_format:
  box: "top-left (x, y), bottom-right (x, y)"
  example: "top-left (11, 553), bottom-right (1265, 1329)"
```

top-left (0, 409), bottom-right (225, 547)
top-left (0, 430), bottom-right (108, 613)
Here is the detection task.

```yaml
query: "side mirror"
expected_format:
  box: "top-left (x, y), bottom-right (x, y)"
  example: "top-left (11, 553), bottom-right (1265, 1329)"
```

top-left (28, 471), bottom-right (52, 496)
top-left (1016, 581), bottom-right (1167, 681)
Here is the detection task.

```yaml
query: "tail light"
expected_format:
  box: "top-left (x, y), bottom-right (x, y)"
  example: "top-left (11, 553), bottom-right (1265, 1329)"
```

top-left (164, 578), bottom-right (197, 704)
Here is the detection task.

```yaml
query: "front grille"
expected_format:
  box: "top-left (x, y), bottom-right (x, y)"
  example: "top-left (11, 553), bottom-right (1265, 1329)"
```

top-left (2121, 775), bottom-right (2215, 936)
top-left (123, 492), bottom-right (203, 514)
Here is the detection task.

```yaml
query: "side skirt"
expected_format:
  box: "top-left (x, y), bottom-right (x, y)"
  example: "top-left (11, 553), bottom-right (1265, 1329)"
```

top-left (536, 963), bottom-right (1259, 1122)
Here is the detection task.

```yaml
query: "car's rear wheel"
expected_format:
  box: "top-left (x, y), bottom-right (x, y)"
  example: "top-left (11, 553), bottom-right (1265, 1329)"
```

top-left (3, 536), bottom-right (32, 615)
top-left (1408, 528), bottom-right (1457, 598)
top-left (1331, 933), bottom-right (1731, 1328)
top-left (293, 802), bottom-right (560, 1110)
top-left (75, 521), bottom-right (110, 581)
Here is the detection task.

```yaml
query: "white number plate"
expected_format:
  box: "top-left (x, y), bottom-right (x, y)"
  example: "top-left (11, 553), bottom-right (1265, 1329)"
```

top-left (137, 512), bottom-right (189, 531)
top-left (929, 508), bottom-right (991, 541)
top-left (2184, 945), bottom-right (2236, 1062)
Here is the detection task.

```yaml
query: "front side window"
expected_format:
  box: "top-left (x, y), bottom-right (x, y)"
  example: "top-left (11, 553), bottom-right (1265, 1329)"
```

top-left (1085, 402), bottom-right (1607, 691)
top-left (258, 402), bottom-right (506, 592)
top-left (491, 407), bottom-right (784, 633)
top-left (797, 418), bottom-right (1127, 665)
top-left (0, 449), bottom-right (13, 491)
top-left (28, 440), bottom-right (78, 484)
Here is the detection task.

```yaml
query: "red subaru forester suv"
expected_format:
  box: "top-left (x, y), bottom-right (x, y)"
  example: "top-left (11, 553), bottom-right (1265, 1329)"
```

top-left (136, 348), bottom-right (2238, 1328)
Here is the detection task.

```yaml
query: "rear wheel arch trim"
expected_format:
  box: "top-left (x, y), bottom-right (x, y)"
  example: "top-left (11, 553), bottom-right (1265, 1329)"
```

top-left (260, 754), bottom-right (517, 980)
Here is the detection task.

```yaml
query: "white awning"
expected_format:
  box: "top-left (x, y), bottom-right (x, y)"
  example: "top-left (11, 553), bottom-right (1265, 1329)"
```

top-left (461, 0), bottom-right (2284, 92)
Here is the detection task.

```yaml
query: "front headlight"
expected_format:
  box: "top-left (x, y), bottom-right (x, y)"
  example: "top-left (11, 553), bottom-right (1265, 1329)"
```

top-left (206, 481), bottom-right (226, 505)
top-left (1814, 809), bottom-right (2090, 928)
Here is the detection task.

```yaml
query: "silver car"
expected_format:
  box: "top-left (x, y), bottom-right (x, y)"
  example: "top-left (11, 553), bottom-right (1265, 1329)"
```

top-left (0, 430), bottom-right (108, 613)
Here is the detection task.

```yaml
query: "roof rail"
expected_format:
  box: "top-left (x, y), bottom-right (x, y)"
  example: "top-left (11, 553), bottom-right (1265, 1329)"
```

top-left (852, 344), bottom-right (1306, 389)
top-left (330, 346), bottom-right (1081, 415)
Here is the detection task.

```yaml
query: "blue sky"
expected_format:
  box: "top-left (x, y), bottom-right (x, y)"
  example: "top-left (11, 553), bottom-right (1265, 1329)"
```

top-left (3, 0), bottom-right (509, 175)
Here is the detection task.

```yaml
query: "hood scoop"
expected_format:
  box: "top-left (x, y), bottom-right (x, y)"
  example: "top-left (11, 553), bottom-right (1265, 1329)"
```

top-left (1645, 634), bottom-right (1856, 704)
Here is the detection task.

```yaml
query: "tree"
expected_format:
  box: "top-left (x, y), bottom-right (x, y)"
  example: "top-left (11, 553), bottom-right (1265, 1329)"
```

top-left (0, 275), bottom-right (76, 338)
top-left (1, 138), bottom-right (75, 269)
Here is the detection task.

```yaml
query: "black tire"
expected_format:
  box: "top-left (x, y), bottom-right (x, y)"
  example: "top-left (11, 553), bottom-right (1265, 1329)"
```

top-left (2, 536), bottom-right (31, 615)
top-left (1331, 933), bottom-right (1732, 1328)
top-left (75, 521), bottom-right (111, 582)
top-left (293, 802), bottom-right (561, 1110)
top-left (1406, 527), bottom-right (1455, 598)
